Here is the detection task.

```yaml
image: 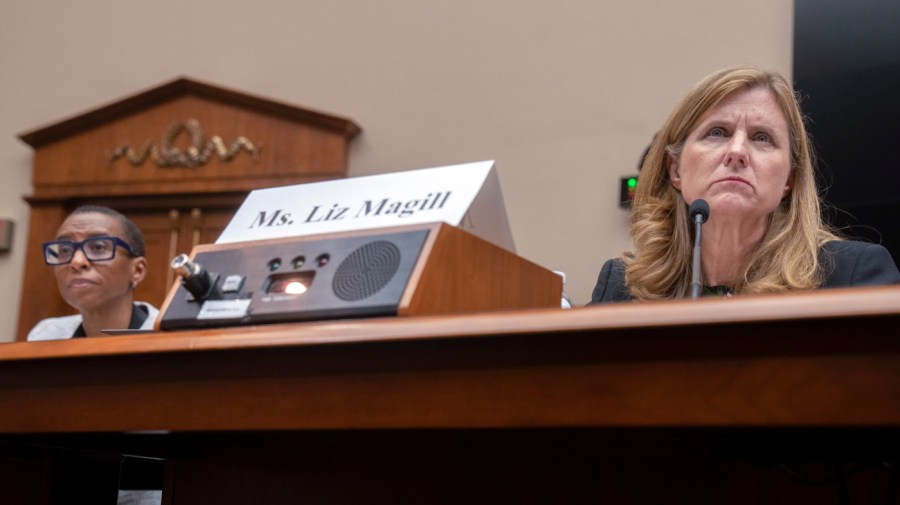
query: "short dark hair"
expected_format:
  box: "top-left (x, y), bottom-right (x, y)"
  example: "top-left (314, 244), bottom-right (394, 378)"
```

top-left (68, 205), bottom-right (146, 257)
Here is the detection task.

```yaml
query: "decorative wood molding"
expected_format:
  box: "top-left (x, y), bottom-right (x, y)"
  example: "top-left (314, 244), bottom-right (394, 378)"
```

top-left (19, 77), bottom-right (361, 199)
top-left (19, 77), bottom-right (360, 148)
top-left (107, 118), bottom-right (261, 168)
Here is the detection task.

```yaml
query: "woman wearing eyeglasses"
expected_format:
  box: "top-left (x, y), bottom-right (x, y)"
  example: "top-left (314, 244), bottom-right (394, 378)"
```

top-left (27, 205), bottom-right (159, 341)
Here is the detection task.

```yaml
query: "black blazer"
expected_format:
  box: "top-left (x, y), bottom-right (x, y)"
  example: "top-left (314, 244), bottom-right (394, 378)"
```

top-left (590, 240), bottom-right (900, 304)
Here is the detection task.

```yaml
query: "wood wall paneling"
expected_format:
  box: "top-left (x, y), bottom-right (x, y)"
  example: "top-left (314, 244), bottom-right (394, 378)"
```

top-left (15, 78), bottom-right (360, 340)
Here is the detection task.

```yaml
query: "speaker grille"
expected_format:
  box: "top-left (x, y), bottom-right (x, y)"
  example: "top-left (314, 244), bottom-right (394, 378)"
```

top-left (333, 241), bottom-right (402, 301)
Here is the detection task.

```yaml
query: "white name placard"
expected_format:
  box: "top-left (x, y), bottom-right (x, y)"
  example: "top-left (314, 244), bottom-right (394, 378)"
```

top-left (216, 160), bottom-right (515, 252)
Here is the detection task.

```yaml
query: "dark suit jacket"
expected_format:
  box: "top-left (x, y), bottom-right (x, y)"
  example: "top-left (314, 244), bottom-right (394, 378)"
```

top-left (590, 240), bottom-right (900, 304)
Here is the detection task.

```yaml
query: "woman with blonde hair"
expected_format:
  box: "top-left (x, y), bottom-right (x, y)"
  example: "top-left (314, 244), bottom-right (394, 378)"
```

top-left (591, 66), bottom-right (899, 302)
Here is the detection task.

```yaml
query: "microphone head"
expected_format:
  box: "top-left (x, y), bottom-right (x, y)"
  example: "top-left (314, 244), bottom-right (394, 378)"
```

top-left (689, 199), bottom-right (710, 224)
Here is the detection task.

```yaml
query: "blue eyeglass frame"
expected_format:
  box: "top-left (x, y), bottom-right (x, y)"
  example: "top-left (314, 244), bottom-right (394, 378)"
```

top-left (42, 236), bottom-right (137, 265)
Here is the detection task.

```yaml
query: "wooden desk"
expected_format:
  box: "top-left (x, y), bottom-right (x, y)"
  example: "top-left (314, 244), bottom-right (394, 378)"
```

top-left (3, 286), bottom-right (900, 504)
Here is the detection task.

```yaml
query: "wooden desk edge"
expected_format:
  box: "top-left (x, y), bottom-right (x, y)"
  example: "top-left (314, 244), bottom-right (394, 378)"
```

top-left (4, 284), bottom-right (900, 362)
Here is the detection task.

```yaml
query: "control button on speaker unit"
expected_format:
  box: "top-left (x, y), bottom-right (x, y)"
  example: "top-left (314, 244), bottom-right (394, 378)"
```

top-left (221, 274), bottom-right (245, 293)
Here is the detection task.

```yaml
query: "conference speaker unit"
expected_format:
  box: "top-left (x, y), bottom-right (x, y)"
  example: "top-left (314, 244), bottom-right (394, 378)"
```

top-left (157, 222), bottom-right (562, 330)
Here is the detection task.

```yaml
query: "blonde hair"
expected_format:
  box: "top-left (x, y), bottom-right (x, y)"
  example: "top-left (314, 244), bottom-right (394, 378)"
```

top-left (624, 66), bottom-right (838, 300)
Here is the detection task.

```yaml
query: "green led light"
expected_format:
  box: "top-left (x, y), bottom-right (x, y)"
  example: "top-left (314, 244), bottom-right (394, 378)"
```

top-left (627, 177), bottom-right (637, 188)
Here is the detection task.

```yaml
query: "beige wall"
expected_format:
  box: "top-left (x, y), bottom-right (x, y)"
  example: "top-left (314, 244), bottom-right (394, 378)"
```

top-left (0, 0), bottom-right (792, 341)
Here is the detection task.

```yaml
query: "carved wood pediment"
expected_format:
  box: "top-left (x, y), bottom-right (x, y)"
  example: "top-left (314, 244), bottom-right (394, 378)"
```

top-left (20, 77), bottom-right (361, 199)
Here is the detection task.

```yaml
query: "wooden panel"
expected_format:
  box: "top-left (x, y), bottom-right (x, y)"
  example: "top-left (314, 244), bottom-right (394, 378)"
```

top-left (8, 284), bottom-right (900, 360)
top-left (400, 223), bottom-right (562, 315)
top-left (3, 286), bottom-right (900, 432)
top-left (4, 288), bottom-right (900, 504)
top-left (3, 335), bottom-right (900, 433)
top-left (31, 96), bottom-right (349, 198)
top-left (15, 204), bottom-right (74, 339)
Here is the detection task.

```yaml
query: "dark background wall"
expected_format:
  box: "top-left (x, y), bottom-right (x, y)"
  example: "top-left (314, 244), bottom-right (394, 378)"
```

top-left (794, 0), bottom-right (900, 260)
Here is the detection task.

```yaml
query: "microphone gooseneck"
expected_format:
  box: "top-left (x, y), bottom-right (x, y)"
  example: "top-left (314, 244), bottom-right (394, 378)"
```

top-left (689, 199), bottom-right (710, 300)
top-left (171, 254), bottom-right (220, 301)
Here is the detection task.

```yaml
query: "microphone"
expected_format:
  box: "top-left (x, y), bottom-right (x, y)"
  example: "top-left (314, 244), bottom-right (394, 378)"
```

top-left (171, 254), bottom-right (220, 301)
top-left (689, 199), bottom-right (710, 299)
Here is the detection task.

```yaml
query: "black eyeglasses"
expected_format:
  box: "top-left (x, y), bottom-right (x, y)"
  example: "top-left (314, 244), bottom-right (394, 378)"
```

top-left (42, 236), bottom-right (137, 265)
